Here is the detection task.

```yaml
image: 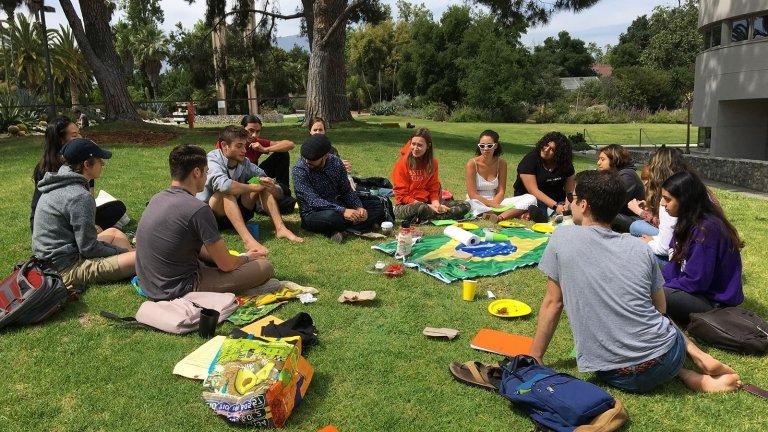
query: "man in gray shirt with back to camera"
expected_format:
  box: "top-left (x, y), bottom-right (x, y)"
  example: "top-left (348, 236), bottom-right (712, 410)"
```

top-left (530, 170), bottom-right (740, 394)
top-left (135, 145), bottom-right (274, 301)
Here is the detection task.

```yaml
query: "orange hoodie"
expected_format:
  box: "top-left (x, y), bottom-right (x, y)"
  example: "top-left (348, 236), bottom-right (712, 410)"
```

top-left (392, 140), bottom-right (441, 205)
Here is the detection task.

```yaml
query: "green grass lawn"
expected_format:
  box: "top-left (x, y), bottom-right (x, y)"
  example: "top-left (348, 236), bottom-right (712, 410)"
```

top-left (0, 120), bottom-right (765, 432)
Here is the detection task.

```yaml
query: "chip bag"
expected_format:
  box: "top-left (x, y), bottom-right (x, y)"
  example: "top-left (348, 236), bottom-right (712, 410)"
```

top-left (202, 337), bottom-right (313, 427)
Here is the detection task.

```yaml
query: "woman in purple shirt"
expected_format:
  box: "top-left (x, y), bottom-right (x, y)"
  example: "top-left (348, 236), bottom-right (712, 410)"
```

top-left (660, 171), bottom-right (744, 327)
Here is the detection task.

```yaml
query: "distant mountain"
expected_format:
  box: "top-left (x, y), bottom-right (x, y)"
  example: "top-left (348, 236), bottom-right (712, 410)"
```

top-left (276, 35), bottom-right (310, 52)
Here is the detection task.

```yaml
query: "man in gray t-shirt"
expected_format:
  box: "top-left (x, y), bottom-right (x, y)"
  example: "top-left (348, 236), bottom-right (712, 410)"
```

top-left (135, 145), bottom-right (275, 301)
top-left (530, 170), bottom-right (740, 394)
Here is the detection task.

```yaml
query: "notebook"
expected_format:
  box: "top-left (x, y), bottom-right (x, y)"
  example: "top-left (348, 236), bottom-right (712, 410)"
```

top-left (470, 328), bottom-right (533, 357)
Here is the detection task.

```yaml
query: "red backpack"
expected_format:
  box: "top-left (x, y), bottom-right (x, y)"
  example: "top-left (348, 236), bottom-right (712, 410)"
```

top-left (0, 257), bottom-right (69, 329)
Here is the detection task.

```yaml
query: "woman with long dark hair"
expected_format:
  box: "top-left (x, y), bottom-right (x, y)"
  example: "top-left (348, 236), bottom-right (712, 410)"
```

top-left (392, 128), bottom-right (470, 222)
top-left (596, 144), bottom-right (644, 232)
top-left (31, 116), bottom-right (126, 231)
top-left (512, 132), bottom-right (575, 222)
top-left (465, 130), bottom-right (535, 220)
top-left (661, 171), bottom-right (744, 327)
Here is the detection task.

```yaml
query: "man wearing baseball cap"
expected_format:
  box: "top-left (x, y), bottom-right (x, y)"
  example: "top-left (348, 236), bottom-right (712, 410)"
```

top-left (292, 134), bottom-right (386, 242)
top-left (32, 138), bottom-right (135, 290)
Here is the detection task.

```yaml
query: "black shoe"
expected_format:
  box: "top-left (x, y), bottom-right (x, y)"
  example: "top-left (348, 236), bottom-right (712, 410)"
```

top-left (527, 205), bottom-right (549, 223)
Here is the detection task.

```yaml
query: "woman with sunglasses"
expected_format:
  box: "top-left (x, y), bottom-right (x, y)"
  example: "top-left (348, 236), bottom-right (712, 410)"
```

top-left (392, 128), bottom-right (470, 223)
top-left (595, 144), bottom-right (645, 232)
top-left (660, 171), bottom-right (744, 327)
top-left (465, 130), bottom-right (536, 220)
top-left (512, 132), bottom-right (575, 222)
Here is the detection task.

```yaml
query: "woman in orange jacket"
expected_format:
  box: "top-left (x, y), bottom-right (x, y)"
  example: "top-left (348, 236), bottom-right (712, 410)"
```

top-left (391, 128), bottom-right (470, 223)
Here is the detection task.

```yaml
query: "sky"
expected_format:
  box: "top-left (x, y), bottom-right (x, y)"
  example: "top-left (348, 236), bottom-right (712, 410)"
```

top-left (6, 0), bottom-right (680, 49)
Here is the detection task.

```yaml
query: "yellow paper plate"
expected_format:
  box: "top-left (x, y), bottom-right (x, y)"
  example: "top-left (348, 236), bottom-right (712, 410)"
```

top-left (531, 223), bottom-right (555, 234)
top-left (454, 222), bottom-right (479, 230)
top-left (488, 299), bottom-right (532, 318)
top-left (498, 220), bottom-right (525, 228)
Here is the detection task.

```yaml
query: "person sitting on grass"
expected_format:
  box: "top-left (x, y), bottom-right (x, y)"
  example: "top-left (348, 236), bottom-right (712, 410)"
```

top-left (31, 116), bottom-right (127, 232)
top-left (660, 170), bottom-right (744, 328)
top-left (293, 134), bottom-right (386, 243)
top-left (32, 138), bottom-right (135, 291)
top-left (392, 128), bottom-right (470, 222)
top-left (530, 170), bottom-right (741, 394)
top-left (308, 116), bottom-right (355, 189)
top-left (627, 147), bottom-right (689, 264)
top-left (595, 144), bottom-right (644, 232)
top-left (231, 114), bottom-right (296, 213)
top-left (512, 132), bottom-right (575, 222)
top-left (464, 129), bottom-right (536, 220)
top-left (198, 125), bottom-right (303, 248)
top-left (136, 145), bottom-right (274, 300)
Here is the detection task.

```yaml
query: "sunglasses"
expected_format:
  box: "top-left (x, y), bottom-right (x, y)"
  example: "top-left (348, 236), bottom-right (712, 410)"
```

top-left (477, 143), bottom-right (496, 150)
top-left (566, 192), bottom-right (577, 203)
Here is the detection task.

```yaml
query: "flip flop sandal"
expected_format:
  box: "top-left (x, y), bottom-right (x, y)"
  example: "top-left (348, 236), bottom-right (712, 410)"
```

top-left (741, 383), bottom-right (768, 399)
top-left (449, 361), bottom-right (500, 391)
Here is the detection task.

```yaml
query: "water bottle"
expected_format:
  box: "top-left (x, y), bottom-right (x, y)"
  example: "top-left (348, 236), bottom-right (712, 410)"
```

top-left (395, 221), bottom-right (414, 258)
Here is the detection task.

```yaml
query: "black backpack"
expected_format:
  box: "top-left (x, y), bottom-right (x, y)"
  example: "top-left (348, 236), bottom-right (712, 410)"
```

top-left (0, 257), bottom-right (69, 329)
top-left (687, 307), bottom-right (768, 355)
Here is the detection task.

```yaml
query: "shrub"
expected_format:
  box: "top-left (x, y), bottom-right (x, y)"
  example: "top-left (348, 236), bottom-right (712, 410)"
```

top-left (450, 106), bottom-right (503, 123)
top-left (568, 132), bottom-right (591, 151)
top-left (645, 108), bottom-right (687, 124)
top-left (291, 97), bottom-right (306, 112)
top-left (16, 123), bottom-right (28, 133)
top-left (369, 101), bottom-right (396, 116)
top-left (421, 102), bottom-right (449, 121)
top-left (7, 125), bottom-right (19, 135)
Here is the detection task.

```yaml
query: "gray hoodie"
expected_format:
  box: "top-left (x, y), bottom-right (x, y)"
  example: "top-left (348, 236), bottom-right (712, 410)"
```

top-left (196, 148), bottom-right (266, 203)
top-left (32, 165), bottom-right (126, 271)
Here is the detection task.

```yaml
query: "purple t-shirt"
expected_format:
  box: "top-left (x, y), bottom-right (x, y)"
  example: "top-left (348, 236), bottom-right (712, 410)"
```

top-left (663, 216), bottom-right (744, 306)
top-left (136, 187), bottom-right (221, 300)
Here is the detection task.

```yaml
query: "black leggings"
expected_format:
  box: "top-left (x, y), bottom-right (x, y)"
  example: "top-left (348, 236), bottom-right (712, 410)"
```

top-left (664, 288), bottom-right (718, 328)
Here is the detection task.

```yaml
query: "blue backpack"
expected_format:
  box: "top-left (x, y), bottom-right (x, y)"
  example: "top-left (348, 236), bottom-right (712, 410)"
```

top-left (499, 355), bottom-right (615, 432)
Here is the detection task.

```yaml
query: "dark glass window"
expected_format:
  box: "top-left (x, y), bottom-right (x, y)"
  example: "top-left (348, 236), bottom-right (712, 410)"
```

top-left (698, 127), bottom-right (712, 149)
top-left (703, 28), bottom-right (712, 49)
top-left (731, 18), bottom-right (749, 42)
top-left (754, 15), bottom-right (768, 39)
top-left (712, 23), bottom-right (722, 47)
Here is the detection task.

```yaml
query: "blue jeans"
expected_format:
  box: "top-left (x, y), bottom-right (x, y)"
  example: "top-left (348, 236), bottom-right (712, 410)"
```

top-left (595, 329), bottom-right (686, 393)
top-left (629, 220), bottom-right (659, 237)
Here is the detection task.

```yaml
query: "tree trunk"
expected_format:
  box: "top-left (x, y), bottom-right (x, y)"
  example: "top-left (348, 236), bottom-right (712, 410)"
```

top-left (69, 78), bottom-right (80, 106)
top-left (59, 0), bottom-right (142, 122)
top-left (304, 0), bottom-right (353, 124)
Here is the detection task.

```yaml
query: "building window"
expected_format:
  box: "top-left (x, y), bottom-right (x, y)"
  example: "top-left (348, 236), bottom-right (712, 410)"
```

top-left (711, 23), bottom-right (722, 47)
top-left (703, 28), bottom-right (712, 49)
top-left (754, 15), bottom-right (768, 40)
top-left (731, 18), bottom-right (749, 42)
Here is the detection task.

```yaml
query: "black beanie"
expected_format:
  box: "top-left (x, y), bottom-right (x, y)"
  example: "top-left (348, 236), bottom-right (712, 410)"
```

top-left (301, 134), bottom-right (332, 161)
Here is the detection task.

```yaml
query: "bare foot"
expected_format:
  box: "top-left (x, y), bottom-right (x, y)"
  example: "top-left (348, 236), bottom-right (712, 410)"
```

top-left (276, 228), bottom-right (304, 243)
top-left (679, 369), bottom-right (741, 393)
top-left (691, 351), bottom-right (737, 376)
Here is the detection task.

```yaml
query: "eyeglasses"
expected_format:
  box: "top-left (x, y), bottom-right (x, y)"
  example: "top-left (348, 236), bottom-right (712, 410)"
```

top-left (477, 143), bottom-right (496, 150)
top-left (566, 192), bottom-right (577, 203)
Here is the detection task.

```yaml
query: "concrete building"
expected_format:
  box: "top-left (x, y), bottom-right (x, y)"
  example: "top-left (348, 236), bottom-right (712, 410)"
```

top-left (693, 1), bottom-right (768, 160)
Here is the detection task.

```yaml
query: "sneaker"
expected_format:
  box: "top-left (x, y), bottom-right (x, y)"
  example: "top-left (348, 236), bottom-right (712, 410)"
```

top-left (527, 205), bottom-right (549, 223)
top-left (330, 232), bottom-right (345, 244)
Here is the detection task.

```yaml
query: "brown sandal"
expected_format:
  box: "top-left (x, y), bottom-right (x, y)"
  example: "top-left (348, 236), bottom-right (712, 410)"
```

top-left (449, 361), bottom-right (502, 390)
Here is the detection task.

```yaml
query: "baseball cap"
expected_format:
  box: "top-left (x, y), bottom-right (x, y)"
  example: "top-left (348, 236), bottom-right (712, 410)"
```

top-left (61, 138), bottom-right (112, 164)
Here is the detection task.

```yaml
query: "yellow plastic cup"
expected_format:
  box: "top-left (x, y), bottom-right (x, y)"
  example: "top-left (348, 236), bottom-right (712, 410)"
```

top-left (462, 280), bottom-right (478, 301)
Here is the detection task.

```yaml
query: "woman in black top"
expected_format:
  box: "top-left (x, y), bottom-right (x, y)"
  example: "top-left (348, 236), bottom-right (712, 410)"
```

top-left (31, 116), bottom-right (126, 231)
top-left (596, 144), bottom-right (645, 232)
top-left (513, 132), bottom-right (575, 220)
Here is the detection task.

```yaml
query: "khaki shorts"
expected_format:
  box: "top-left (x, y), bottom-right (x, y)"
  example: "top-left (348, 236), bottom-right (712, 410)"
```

top-left (59, 256), bottom-right (132, 290)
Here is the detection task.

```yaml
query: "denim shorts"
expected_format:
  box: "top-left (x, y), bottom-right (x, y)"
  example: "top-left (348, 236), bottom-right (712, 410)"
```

top-left (595, 328), bottom-right (686, 393)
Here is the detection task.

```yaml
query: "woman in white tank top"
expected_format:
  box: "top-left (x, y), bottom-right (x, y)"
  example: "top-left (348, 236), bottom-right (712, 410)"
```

top-left (465, 130), bottom-right (536, 220)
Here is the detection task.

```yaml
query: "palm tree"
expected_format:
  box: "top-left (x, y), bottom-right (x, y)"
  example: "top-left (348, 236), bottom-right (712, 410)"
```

top-left (132, 24), bottom-right (169, 99)
top-left (50, 25), bottom-right (92, 106)
top-left (6, 13), bottom-right (45, 93)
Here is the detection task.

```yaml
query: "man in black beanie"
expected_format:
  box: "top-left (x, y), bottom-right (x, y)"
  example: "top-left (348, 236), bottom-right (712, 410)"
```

top-left (292, 134), bottom-right (386, 242)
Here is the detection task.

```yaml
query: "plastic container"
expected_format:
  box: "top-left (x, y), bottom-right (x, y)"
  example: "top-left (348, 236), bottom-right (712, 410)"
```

top-left (395, 221), bottom-right (414, 258)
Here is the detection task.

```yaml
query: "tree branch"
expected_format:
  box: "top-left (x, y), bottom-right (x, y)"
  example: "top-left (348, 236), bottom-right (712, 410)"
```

top-left (210, 8), bottom-right (303, 32)
top-left (319, 0), bottom-right (366, 48)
